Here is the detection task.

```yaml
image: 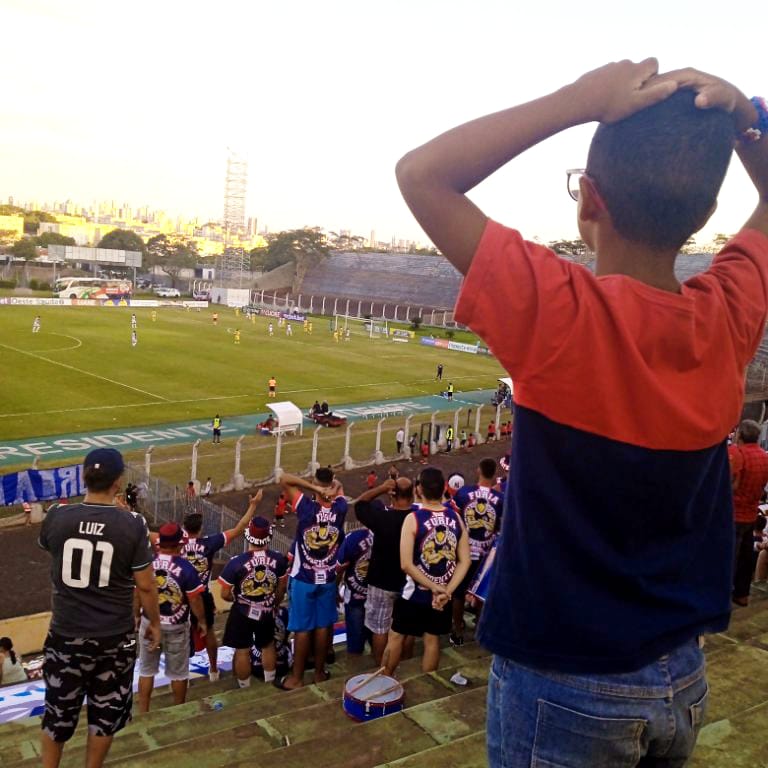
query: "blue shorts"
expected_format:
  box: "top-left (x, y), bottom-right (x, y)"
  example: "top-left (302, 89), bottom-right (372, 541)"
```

top-left (288, 579), bottom-right (338, 632)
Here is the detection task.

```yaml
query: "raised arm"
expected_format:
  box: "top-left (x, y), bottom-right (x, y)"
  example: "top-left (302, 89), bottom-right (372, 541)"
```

top-left (280, 472), bottom-right (327, 505)
top-left (224, 490), bottom-right (262, 540)
top-left (354, 479), bottom-right (395, 506)
top-left (396, 59), bottom-right (677, 274)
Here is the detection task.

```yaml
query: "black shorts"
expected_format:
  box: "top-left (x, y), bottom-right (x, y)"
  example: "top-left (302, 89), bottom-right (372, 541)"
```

top-left (42, 630), bottom-right (137, 742)
top-left (222, 607), bottom-right (276, 650)
top-left (213, 428), bottom-right (221, 437)
top-left (454, 560), bottom-right (482, 598)
top-left (391, 597), bottom-right (451, 637)
top-left (191, 590), bottom-right (216, 628)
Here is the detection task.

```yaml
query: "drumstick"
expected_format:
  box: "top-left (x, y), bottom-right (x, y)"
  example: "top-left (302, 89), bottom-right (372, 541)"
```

top-left (348, 666), bottom-right (386, 696)
top-left (361, 681), bottom-right (403, 701)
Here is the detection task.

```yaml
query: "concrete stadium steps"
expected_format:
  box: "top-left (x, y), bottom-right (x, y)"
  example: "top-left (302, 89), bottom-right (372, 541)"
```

top-left (1, 642), bottom-right (491, 768)
top-left (689, 583), bottom-right (768, 767)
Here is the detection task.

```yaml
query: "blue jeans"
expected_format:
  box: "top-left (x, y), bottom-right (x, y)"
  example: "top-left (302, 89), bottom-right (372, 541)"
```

top-left (344, 601), bottom-right (369, 654)
top-left (487, 639), bottom-right (708, 767)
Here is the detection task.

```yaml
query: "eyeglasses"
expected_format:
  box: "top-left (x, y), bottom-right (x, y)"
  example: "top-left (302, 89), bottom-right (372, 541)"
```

top-left (566, 168), bottom-right (586, 201)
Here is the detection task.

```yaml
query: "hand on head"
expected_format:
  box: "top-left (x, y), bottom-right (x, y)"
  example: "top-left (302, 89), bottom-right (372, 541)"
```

top-left (574, 58), bottom-right (678, 123)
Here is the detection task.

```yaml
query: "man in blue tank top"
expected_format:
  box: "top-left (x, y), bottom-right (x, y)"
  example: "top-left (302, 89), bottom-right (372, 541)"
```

top-left (383, 467), bottom-right (470, 675)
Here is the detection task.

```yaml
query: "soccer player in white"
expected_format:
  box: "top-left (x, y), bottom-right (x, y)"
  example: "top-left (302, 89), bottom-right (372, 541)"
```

top-left (131, 313), bottom-right (137, 330)
top-left (32, 316), bottom-right (41, 333)
top-left (131, 329), bottom-right (138, 347)
top-left (268, 323), bottom-right (274, 336)
top-left (286, 323), bottom-right (293, 337)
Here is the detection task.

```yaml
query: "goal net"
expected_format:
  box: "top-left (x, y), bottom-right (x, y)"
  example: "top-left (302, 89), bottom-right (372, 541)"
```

top-left (333, 314), bottom-right (389, 339)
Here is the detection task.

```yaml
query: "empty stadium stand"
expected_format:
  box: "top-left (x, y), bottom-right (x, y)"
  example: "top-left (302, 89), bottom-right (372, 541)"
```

top-left (298, 252), bottom-right (464, 310)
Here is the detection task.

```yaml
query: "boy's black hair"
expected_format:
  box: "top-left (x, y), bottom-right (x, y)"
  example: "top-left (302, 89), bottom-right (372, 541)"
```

top-left (587, 90), bottom-right (735, 251)
top-left (83, 466), bottom-right (121, 493)
top-left (419, 466), bottom-right (445, 501)
top-left (315, 466), bottom-right (334, 485)
top-left (184, 513), bottom-right (203, 534)
top-left (479, 458), bottom-right (497, 479)
top-left (755, 516), bottom-right (767, 532)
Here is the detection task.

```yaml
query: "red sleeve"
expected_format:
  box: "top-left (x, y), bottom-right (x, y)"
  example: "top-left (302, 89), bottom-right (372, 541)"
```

top-left (454, 220), bottom-right (580, 381)
top-left (696, 229), bottom-right (768, 368)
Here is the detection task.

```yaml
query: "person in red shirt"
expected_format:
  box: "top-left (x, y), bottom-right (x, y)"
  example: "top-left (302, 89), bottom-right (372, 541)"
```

top-left (728, 420), bottom-right (768, 606)
top-left (365, 470), bottom-right (377, 489)
top-left (486, 421), bottom-right (496, 442)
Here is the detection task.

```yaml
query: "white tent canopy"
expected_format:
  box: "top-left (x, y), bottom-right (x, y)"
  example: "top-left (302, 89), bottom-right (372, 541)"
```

top-left (267, 401), bottom-right (304, 435)
top-left (498, 377), bottom-right (514, 394)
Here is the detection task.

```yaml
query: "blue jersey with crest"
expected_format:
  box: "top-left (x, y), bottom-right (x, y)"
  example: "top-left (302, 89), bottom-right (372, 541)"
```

top-left (336, 528), bottom-right (373, 603)
top-left (182, 532), bottom-right (227, 589)
top-left (219, 548), bottom-right (287, 620)
top-left (152, 553), bottom-right (204, 628)
top-left (290, 493), bottom-right (347, 585)
top-left (452, 484), bottom-right (503, 561)
top-left (402, 505), bottom-right (462, 604)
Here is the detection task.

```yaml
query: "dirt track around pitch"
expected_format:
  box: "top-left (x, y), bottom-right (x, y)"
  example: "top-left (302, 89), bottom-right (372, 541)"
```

top-left (0, 442), bottom-right (510, 620)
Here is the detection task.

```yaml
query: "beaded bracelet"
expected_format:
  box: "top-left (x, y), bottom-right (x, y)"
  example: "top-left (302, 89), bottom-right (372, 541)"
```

top-left (740, 96), bottom-right (768, 144)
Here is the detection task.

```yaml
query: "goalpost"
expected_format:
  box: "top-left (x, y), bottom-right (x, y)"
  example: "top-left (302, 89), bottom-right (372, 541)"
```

top-left (333, 314), bottom-right (389, 339)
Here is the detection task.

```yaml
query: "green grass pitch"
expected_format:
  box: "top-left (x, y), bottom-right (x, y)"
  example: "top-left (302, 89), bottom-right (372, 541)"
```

top-left (0, 304), bottom-right (505, 443)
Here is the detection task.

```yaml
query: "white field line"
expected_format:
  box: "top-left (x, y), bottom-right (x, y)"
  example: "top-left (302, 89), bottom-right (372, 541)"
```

top-left (0, 341), bottom-right (170, 402)
top-left (34, 333), bottom-right (84, 352)
top-left (0, 394), bottom-right (250, 419)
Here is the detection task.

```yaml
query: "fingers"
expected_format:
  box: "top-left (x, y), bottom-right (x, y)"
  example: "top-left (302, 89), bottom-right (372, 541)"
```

top-left (636, 78), bottom-right (679, 109)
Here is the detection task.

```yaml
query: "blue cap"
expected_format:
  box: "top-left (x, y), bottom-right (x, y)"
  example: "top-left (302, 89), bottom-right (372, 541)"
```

top-left (83, 448), bottom-right (125, 477)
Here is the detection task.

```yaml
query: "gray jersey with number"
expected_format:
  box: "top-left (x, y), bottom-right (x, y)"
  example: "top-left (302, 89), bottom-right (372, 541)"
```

top-left (39, 503), bottom-right (154, 637)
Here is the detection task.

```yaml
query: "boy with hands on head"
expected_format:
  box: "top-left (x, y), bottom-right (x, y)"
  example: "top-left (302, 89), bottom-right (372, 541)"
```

top-left (397, 59), bottom-right (768, 766)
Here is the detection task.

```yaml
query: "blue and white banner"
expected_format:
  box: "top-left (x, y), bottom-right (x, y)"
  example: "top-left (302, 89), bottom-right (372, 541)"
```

top-left (0, 464), bottom-right (85, 506)
top-left (0, 622), bottom-right (350, 723)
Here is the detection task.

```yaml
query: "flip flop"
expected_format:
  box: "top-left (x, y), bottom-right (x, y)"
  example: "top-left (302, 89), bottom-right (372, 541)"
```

top-left (274, 676), bottom-right (298, 691)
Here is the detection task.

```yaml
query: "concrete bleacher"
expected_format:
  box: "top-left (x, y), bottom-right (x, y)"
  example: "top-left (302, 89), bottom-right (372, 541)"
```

top-left (2, 584), bottom-right (767, 767)
top-left (299, 252), bottom-right (463, 309)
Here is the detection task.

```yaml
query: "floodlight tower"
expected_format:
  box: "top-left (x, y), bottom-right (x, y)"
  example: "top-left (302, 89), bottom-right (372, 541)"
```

top-left (221, 148), bottom-right (248, 286)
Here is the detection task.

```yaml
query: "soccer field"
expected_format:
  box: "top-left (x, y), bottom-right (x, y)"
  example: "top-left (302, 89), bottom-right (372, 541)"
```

top-left (0, 304), bottom-right (505, 443)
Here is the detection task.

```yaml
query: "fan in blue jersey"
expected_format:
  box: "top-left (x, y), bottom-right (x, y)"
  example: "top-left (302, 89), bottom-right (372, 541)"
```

top-left (278, 468), bottom-right (347, 690)
top-left (181, 493), bottom-right (261, 680)
top-left (336, 527), bottom-right (373, 655)
top-left (450, 458), bottom-right (503, 646)
top-left (384, 467), bottom-right (469, 676)
top-left (137, 523), bottom-right (207, 713)
top-left (218, 516), bottom-right (288, 687)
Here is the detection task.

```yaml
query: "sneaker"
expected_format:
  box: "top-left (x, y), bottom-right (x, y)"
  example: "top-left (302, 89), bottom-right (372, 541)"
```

top-left (208, 670), bottom-right (220, 682)
top-left (449, 633), bottom-right (464, 647)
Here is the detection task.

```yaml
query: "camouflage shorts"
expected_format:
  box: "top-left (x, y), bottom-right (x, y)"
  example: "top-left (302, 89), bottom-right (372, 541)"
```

top-left (41, 630), bottom-right (137, 742)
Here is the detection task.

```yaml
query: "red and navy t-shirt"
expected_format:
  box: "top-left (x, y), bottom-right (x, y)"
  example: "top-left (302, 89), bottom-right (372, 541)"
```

top-left (452, 484), bottom-right (502, 561)
top-left (455, 221), bottom-right (768, 674)
top-left (218, 548), bottom-right (287, 620)
top-left (290, 494), bottom-right (348, 585)
top-left (402, 505), bottom-right (462, 605)
top-left (336, 528), bottom-right (373, 603)
top-left (152, 553), bottom-right (204, 628)
top-left (182, 532), bottom-right (228, 590)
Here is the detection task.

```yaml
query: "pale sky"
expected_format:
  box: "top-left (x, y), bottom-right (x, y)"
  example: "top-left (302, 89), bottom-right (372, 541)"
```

top-left (0, 0), bottom-right (762, 246)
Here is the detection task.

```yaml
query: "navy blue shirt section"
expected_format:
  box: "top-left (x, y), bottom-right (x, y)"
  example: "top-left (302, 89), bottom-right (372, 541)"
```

top-left (477, 405), bottom-right (734, 673)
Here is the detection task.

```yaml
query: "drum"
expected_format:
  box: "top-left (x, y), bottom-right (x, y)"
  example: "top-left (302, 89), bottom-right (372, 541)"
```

top-left (343, 672), bottom-right (405, 722)
top-left (468, 541), bottom-right (497, 604)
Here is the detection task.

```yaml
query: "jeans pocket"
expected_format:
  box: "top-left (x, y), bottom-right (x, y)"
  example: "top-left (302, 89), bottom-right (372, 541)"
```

top-left (689, 683), bottom-right (709, 735)
top-left (531, 699), bottom-right (647, 768)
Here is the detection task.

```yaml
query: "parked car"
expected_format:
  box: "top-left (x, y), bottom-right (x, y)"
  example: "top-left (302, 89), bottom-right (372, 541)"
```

top-left (192, 290), bottom-right (211, 300)
top-left (154, 287), bottom-right (181, 298)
